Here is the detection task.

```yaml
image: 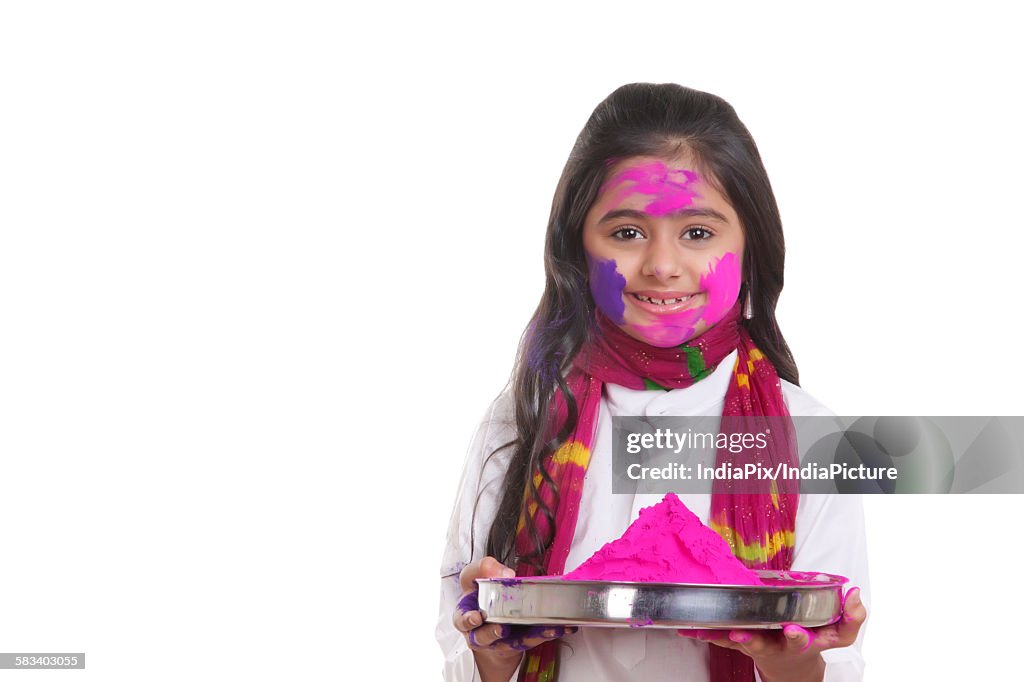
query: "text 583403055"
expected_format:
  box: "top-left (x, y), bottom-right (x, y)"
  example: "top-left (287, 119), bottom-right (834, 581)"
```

top-left (1, 653), bottom-right (85, 669)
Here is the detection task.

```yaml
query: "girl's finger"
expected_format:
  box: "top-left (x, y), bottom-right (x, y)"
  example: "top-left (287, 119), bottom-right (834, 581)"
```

top-left (489, 626), bottom-right (578, 652)
top-left (842, 588), bottom-right (867, 624)
top-left (480, 556), bottom-right (515, 579)
top-left (452, 591), bottom-right (482, 632)
top-left (835, 587), bottom-right (867, 646)
top-left (728, 629), bottom-right (768, 657)
top-left (469, 623), bottom-right (510, 649)
top-left (454, 608), bottom-right (484, 633)
top-left (705, 637), bottom-right (742, 650)
top-left (783, 624), bottom-right (814, 654)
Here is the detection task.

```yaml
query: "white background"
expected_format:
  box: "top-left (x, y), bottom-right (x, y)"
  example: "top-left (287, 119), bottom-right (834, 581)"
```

top-left (1, 1), bottom-right (1022, 680)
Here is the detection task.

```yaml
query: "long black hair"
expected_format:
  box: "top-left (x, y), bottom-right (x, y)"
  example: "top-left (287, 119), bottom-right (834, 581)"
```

top-left (484, 83), bottom-right (799, 569)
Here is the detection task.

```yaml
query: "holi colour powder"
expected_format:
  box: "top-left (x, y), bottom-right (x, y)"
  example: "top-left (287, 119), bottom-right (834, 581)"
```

top-left (633, 306), bottom-right (702, 348)
top-left (600, 162), bottom-right (702, 216)
top-left (562, 493), bottom-right (764, 586)
top-left (587, 254), bottom-right (627, 324)
top-left (699, 252), bottom-right (742, 325)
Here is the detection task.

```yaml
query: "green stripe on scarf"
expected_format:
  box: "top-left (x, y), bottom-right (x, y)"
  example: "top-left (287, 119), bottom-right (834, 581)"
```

top-left (643, 377), bottom-right (668, 391)
top-left (680, 345), bottom-right (708, 379)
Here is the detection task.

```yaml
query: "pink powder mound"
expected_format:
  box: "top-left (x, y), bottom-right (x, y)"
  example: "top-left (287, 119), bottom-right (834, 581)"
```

top-left (562, 493), bottom-right (764, 586)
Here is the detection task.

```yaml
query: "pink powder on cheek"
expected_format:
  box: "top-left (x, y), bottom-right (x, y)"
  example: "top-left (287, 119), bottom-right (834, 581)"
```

top-left (600, 162), bottom-right (702, 217)
top-left (562, 493), bottom-right (763, 586)
top-left (699, 252), bottom-right (742, 326)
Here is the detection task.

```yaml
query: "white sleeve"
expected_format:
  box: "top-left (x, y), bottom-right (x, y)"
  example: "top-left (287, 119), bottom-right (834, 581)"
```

top-left (791, 492), bottom-right (871, 682)
top-left (436, 391), bottom-right (517, 682)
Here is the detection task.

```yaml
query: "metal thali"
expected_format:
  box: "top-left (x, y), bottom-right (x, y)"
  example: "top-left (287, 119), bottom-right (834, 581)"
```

top-left (477, 570), bottom-right (847, 629)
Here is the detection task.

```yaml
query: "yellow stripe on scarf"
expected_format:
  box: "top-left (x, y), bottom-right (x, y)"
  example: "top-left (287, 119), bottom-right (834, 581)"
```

top-left (710, 518), bottom-right (795, 564)
top-left (550, 441), bottom-right (591, 468)
top-left (516, 442), bottom-right (591, 532)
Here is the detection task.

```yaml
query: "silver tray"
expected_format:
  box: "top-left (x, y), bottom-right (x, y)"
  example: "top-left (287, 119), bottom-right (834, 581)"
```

top-left (477, 570), bottom-right (847, 629)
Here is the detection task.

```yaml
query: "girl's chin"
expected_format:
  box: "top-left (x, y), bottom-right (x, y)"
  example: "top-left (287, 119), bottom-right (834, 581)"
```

top-left (622, 322), bottom-right (702, 348)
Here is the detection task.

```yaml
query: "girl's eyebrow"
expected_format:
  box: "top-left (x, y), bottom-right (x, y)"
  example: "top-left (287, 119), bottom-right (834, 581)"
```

top-left (597, 207), bottom-right (729, 224)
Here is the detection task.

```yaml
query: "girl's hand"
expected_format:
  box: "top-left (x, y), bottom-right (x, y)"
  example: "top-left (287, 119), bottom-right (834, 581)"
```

top-left (452, 557), bottom-right (578, 669)
top-left (686, 587), bottom-right (867, 682)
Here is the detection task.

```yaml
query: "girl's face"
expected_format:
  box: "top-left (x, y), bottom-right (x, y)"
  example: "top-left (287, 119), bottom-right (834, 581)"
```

top-left (582, 154), bottom-right (745, 348)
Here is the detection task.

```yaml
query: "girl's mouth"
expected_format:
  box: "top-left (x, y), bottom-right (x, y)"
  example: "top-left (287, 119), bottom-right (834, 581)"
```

top-left (628, 292), bottom-right (702, 315)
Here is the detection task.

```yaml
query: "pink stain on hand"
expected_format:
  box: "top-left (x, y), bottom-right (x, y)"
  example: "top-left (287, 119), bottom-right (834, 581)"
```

top-left (600, 162), bottom-right (702, 216)
top-left (784, 624), bottom-right (815, 653)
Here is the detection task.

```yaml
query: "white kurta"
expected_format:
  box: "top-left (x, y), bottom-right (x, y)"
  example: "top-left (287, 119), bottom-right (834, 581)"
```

top-left (437, 350), bottom-right (870, 681)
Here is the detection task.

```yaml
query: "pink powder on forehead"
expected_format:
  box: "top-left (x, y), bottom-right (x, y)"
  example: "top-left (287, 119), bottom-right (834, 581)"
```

top-left (562, 493), bottom-right (764, 586)
top-left (600, 162), bottom-right (702, 217)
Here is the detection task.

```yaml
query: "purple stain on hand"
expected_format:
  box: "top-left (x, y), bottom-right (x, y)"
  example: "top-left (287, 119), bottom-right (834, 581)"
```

top-left (457, 591), bottom-right (480, 615)
top-left (487, 625), bottom-right (568, 651)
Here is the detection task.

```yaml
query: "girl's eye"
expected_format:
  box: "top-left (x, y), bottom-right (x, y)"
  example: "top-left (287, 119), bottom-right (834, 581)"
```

top-left (611, 226), bottom-right (644, 241)
top-left (683, 226), bottom-right (713, 241)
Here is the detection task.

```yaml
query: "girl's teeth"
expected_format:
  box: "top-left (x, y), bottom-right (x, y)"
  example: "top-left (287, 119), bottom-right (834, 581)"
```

top-left (635, 294), bottom-right (693, 305)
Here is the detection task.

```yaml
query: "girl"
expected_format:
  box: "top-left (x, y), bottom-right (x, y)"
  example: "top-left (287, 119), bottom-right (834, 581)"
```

top-left (437, 83), bottom-right (869, 682)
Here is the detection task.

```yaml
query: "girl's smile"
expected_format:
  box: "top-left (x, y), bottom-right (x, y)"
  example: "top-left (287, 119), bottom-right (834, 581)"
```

top-left (627, 290), bottom-right (702, 314)
top-left (582, 154), bottom-right (745, 347)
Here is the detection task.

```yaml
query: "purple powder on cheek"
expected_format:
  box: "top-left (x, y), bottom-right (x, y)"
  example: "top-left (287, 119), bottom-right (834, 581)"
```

top-left (586, 254), bottom-right (626, 324)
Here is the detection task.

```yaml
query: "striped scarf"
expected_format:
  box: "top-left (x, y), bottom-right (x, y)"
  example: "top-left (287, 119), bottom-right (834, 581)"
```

top-left (513, 300), bottom-right (798, 682)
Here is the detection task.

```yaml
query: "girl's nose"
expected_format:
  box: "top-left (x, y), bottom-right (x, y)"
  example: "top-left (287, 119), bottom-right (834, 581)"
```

top-left (641, 243), bottom-right (684, 282)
